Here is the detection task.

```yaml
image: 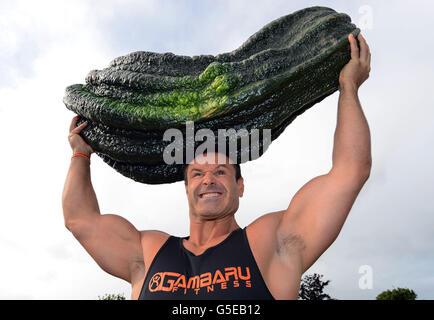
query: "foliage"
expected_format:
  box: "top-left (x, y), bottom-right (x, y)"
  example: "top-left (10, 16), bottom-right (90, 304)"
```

top-left (376, 287), bottom-right (417, 300)
top-left (98, 293), bottom-right (126, 300)
top-left (298, 273), bottom-right (335, 300)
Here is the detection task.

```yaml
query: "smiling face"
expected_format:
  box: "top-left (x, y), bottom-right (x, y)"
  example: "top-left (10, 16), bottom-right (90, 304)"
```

top-left (184, 152), bottom-right (244, 221)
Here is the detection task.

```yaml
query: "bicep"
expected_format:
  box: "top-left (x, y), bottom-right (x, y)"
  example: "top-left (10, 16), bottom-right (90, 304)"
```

top-left (278, 170), bottom-right (368, 273)
top-left (70, 213), bottom-right (143, 283)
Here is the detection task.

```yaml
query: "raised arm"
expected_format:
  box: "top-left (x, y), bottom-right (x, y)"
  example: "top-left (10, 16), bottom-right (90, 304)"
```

top-left (277, 33), bottom-right (372, 273)
top-left (62, 115), bottom-right (143, 283)
top-left (63, 116), bottom-right (99, 227)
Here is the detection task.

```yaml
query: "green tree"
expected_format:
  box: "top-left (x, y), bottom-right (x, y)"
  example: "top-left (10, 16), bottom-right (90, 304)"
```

top-left (98, 293), bottom-right (126, 300)
top-left (298, 273), bottom-right (335, 300)
top-left (376, 287), bottom-right (417, 300)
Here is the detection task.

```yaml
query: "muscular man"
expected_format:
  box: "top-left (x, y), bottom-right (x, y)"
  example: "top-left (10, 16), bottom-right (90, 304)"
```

top-left (62, 33), bottom-right (371, 300)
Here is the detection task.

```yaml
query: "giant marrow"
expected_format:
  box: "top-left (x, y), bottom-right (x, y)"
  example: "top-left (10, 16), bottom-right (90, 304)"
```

top-left (64, 6), bottom-right (360, 184)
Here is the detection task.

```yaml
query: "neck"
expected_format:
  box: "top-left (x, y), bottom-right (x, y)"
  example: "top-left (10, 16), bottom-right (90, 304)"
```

top-left (186, 215), bottom-right (240, 248)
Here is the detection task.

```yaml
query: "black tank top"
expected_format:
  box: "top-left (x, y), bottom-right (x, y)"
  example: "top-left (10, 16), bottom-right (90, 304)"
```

top-left (138, 227), bottom-right (275, 300)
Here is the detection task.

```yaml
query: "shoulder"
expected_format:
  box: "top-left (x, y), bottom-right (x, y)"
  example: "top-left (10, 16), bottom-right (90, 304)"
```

top-left (130, 230), bottom-right (172, 299)
top-left (246, 210), bottom-right (304, 262)
top-left (140, 230), bottom-right (171, 249)
top-left (245, 210), bottom-right (285, 255)
top-left (246, 210), bottom-right (285, 235)
top-left (135, 230), bottom-right (172, 282)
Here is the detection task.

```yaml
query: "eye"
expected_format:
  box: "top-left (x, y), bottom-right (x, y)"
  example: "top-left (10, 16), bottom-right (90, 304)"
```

top-left (192, 172), bottom-right (202, 177)
top-left (217, 170), bottom-right (225, 175)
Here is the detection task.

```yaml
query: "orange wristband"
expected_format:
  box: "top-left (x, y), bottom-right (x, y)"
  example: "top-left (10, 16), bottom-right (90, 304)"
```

top-left (72, 152), bottom-right (91, 163)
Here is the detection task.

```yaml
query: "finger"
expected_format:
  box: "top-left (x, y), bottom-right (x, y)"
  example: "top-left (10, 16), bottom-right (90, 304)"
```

top-left (69, 114), bottom-right (81, 132)
top-left (358, 34), bottom-right (369, 62)
top-left (348, 33), bottom-right (359, 60)
top-left (70, 121), bottom-right (88, 134)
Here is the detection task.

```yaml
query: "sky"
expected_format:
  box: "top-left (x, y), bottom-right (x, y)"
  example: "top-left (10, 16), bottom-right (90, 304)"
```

top-left (0, 0), bottom-right (433, 300)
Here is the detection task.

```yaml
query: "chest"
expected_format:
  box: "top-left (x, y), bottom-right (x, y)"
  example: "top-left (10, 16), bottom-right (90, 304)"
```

top-left (132, 229), bottom-right (303, 300)
top-left (138, 233), bottom-right (274, 300)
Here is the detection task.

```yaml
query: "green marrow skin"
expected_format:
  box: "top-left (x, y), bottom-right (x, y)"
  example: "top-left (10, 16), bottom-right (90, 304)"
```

top-left (76, 32), bottom-right (354, 164)
top-left (86, 83), bottom-right (334, 184)
top-left (65, 6), bottom-right (360, 184)
top-left (90, 90), bottom-right (329, 185)
top-left (78, 89), bottom-right (332, 184)
top-left (97, 151), bottom-right (185, 185)
top-left (64, 7), bottom-right (358, 130)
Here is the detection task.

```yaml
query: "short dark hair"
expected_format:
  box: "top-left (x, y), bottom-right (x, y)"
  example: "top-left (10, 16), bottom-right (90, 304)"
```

top-left (183, 163), bottom-right (242, 184)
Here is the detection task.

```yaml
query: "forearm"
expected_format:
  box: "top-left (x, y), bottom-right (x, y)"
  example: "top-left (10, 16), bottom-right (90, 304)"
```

top-left (332, 86), bottom-right (371, 175)
top-left (62, 156), bottom-right (100, 227)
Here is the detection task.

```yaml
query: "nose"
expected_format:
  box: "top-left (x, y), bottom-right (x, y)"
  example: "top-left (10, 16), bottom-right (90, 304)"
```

top-left (202, 171), bottom-right (216, 185)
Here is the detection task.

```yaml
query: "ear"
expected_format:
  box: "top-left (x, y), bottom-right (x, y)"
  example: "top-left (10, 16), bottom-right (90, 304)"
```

top-left (237, 177), bottom-right (244, 198)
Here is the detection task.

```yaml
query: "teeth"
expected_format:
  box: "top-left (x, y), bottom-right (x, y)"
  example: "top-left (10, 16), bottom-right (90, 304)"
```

top-left (201, 193), bottom-right (220, 198)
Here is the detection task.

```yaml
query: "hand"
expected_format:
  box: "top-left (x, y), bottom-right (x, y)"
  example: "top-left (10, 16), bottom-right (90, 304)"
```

top-left (339, 33), bottom-right (371, 92)
top-left (68, 115), bottom-right (94, 156)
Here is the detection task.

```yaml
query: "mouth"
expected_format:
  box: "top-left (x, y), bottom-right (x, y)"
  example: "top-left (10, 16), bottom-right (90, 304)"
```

top-left (199, 192), bottom-right (223, 199)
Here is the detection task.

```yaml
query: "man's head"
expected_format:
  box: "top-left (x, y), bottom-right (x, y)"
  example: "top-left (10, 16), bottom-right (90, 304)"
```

top-left (184, 152), bottom-right (244, 220)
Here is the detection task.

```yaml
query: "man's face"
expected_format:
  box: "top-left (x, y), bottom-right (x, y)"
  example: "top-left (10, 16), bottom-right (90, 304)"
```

top-left (184, 152), bottom-right (244, 220)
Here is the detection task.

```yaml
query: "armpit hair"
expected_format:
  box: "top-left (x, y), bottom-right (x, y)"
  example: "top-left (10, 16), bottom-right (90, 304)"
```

top-left (276, 232), bottom-right (306, 257)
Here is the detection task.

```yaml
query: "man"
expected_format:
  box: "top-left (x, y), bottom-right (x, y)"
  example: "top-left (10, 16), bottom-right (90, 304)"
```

top-left (62, 33), bottom-right (371, 300)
